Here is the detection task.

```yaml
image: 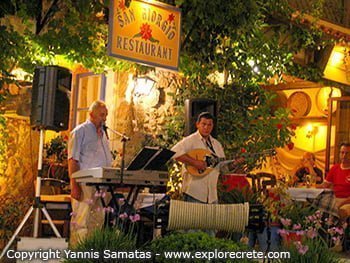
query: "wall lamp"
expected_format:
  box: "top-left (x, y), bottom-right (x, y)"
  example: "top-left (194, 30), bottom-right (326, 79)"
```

top-left (133, 76), bottom-right (156, 97)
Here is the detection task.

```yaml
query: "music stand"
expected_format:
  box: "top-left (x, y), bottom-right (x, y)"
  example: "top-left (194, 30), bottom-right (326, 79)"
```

top-left (125, 146), bottom-right (174, 205)
top-left (126, 147), bottom-right (174, 241)
top-left (126, 146), bottom-right (175, 171)
top-left (0, 129), bottom-right (61, 260)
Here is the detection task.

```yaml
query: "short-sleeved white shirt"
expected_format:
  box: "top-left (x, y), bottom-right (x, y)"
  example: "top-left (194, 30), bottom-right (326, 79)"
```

top-left (171, 130), bottom-right (225, 203)
top-left (68, 120), bottom-right (112, 170)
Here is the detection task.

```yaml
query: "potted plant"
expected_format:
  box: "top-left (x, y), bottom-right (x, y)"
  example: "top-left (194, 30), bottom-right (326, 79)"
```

top-left (44, 135), bottom-right (68, 163)
top-left (249, 180), bottom-right (292, 251)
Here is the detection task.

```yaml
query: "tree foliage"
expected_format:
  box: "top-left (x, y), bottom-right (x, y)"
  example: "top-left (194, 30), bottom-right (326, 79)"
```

top-left (0, 0), bottom-right (331, 169)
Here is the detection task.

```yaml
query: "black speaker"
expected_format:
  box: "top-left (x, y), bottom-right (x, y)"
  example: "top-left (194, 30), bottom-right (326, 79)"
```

top-left (314, 43), bottom-right (334, 72)
top-left (184, 98), bottom-right (217, 136)
top-left (31, 66), bottom-right (72, 131)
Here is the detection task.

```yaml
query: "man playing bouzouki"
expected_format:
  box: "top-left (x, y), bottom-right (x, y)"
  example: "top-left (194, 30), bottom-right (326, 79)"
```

top-left (171, 112), bottom-right (244, 206)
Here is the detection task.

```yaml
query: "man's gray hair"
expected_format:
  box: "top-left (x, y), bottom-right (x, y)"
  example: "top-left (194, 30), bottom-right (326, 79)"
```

top-left (88, 100), bottom-right (106, 112)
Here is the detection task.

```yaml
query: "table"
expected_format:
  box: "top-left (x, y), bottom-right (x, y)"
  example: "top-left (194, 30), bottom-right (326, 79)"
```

top-left (287, 187), bottom-right (329, 201)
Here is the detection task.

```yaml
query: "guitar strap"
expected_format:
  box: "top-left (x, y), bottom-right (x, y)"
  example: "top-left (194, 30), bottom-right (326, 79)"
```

top-left (205, 138), bottom-right (216, 155)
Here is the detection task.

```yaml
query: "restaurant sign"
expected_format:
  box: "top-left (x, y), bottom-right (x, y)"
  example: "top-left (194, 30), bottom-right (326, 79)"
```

top-left (108, 0), bottom-right (181, 71)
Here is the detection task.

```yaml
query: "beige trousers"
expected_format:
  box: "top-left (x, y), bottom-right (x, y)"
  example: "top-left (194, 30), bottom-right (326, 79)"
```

top-left (70, 185), bottom-right (111, 246)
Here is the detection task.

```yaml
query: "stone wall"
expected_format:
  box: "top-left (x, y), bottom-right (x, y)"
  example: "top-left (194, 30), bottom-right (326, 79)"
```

top-left (0, 116), bottom-right (38, 197)
top-left (0, 116), bottom-right (38, 248)
top-left (109, 70), bottom-right (181, 166)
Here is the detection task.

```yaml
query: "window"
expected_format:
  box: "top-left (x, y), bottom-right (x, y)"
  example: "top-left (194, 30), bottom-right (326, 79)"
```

top-left (72, 73), bottom-right (106, 127)
top-left (325, 96), bottom-right (350, 172)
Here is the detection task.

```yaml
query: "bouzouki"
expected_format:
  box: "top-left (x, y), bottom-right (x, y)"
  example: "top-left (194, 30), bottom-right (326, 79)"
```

top-left (185, 148), bottom-right (276, 177)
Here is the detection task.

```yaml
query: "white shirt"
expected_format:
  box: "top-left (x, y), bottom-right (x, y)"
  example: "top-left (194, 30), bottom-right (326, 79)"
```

top-left (171, 130), bottom-right (225, 203)
top-left (68, 120), bottom-right (112, 170)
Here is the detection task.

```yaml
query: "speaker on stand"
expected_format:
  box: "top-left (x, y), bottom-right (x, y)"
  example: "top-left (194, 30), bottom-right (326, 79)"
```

top-left (31, 66), bottom-right (72, 131)
top-left (0, 66), bottom-right (72, 259)
top-left (184, 98), bottom-right (217, 137)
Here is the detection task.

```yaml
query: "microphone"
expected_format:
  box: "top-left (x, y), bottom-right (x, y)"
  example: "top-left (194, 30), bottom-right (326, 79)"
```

top-left (102, 123), bottom-right (109, 140)
top-left (102, 124), bottom-right (130, 141)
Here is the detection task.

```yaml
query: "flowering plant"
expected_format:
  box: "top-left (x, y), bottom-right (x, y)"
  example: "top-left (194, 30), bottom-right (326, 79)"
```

top-left (259, 180), bottom-right (318, 227)
top-left (276, 236), bottom-right (340, 263)
top-left (91, 190), bottom-right (141, 235)
top-left (278, 209), bottom-right (346, 256)
top-left (278, 201), bottom-right (316, 231)
top-left (70, 189), bottom-right (141, 245)
top-left (259, 181), bottom-right (292, 223)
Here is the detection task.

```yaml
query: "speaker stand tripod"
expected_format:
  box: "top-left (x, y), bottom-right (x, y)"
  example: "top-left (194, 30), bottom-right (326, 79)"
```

top-left (0, 129), bottom-right (61, 259)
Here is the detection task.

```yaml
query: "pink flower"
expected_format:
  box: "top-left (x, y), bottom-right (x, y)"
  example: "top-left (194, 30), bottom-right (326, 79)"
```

top-left (70, 211), bottom-right (77, 217)
top-left (335, 227), bottom-right (344, 235)
top-left (280, 218), bottom-right (292, 227)
top-left (103, 206), bottom-right (114, 213)
top-left (119, 212), bottom-right (128, 219)
top-left (315, 210), bottom-right (322, 218)
top-left (306, 228), bottom-right (318, 239)
top-left (292, 223), bottom-right (302, 230)
top-left (328, 227), bottom-right (337, 235)
top-left (129, 214), bottom-right (141, 222)
top-left (306, 215), bottom-right (316, 222)
top-left (294, 241), bottom-right (309, 255)
top-left (278, 229), bottom-right (288, 235)
top-left (296, 230), bottom-right (305, 236)
top-left (332, 236), bottom-right (341, 243)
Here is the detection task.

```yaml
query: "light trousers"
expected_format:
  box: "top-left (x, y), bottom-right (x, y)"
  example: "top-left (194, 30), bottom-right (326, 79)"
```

top-left (70, 185), bottom-right (111, 246)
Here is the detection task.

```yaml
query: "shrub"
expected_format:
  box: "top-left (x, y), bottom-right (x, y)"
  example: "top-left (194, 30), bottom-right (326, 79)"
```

top-left (147, 231), bottom-right (253, 263)
top-left (65, 227), bottom-right (138, 263)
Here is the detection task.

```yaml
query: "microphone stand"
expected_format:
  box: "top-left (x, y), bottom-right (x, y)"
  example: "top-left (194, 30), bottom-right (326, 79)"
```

top-left (105, 126), bottom-right (130, 184)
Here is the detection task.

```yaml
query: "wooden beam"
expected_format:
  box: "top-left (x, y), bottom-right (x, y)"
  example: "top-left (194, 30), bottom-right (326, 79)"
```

top-left (262, 81), bottom-right (323, 91)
